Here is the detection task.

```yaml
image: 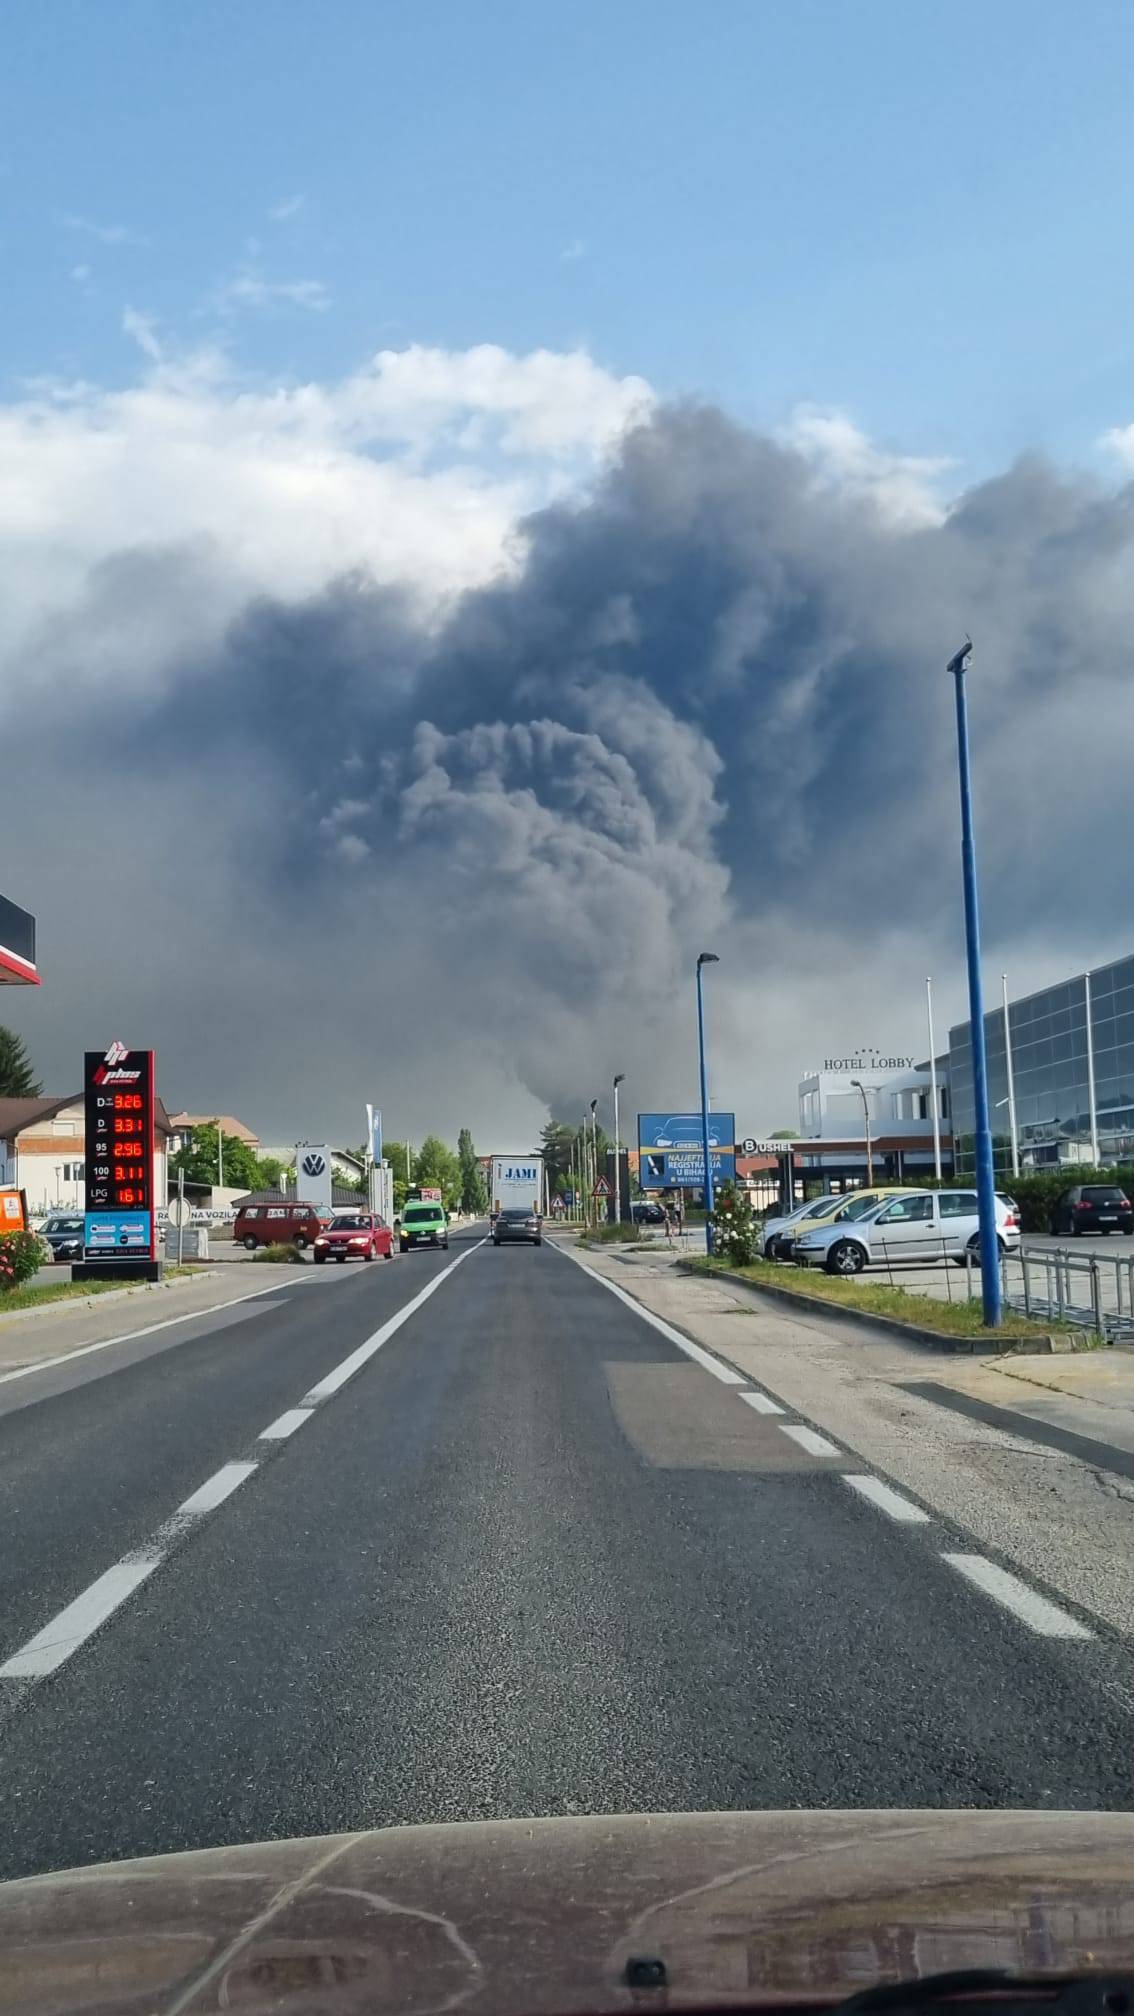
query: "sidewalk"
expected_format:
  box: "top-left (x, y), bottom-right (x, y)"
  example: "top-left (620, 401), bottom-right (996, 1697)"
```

top-left (557, 1233), bottom-right (1134, 1635)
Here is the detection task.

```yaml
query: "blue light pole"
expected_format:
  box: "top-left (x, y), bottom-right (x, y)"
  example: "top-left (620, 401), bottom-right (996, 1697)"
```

top-left (696, 952), bottom-right (719, 1254)
top-left (948, 639), bottom-right (1001, 1327)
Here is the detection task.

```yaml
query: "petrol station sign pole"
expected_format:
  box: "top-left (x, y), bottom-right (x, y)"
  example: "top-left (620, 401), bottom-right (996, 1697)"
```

top-left (76, 1041), bottom-right (161, 1283)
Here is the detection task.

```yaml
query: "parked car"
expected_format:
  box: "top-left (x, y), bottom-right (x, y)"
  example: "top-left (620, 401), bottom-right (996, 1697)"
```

top-left (233, 1200), bottom-right (323, 1251)
top-left (795, 1188), bottom-right (1021, 1274)
top-left (493, 1207), bottom-right (542, 1246)
top-left (631, 1200), bottom-right (665, 1225)
top-left (400, 1199), bottom-right (449, 1251)
top-left (769, 1188), bottom-right (910, 1260)
top-left (759, 1194), bottom-right (842, 1259)
top-left (312, 1211), bottom-right (393, 1263)
top-left (41, 1214), bottom-right (85, 1263)
top-left (1050, 1184), bottom-right (1134, 1236)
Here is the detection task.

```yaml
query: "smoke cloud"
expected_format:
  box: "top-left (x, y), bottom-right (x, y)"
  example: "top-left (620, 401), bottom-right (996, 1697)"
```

top-left (5, 346), bottom-right (1134, 1145)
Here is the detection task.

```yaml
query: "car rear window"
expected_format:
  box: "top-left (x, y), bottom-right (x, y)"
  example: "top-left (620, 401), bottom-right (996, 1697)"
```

top-left (404, 1205), bottom-right (443, 1224)
top-left (1083, 1186), bottom-right (1126, 1201)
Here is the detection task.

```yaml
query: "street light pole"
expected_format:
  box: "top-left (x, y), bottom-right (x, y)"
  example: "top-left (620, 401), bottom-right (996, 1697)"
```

top-left (850, 1079), bottom-right (875, 1185)
top-left (589, 1099), bottom-right (598, 1226)
top-left (1001, 972), bottom-right (1020, 1179)
top-left (612, 1074), bottom-right (624, 1227)
top-left (696, 953), bottom-right (719, 1254)
top-left (948, 638), bottom-right (1001, 1327)
top-left (926, 976), bottom-right (943, 1182)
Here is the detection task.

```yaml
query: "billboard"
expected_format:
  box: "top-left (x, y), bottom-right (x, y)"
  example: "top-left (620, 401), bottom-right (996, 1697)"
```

top-left (0, 890), bottom-right (39, 986)
top-left (637, 1111), bottom-right (736, 1190)
top-left (84, 1043), bottom-right (156, 1261)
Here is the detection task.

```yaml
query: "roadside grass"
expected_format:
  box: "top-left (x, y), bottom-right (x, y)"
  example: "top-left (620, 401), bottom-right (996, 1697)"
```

top-left (582, 1223), bottom-right (641, 1246)
top-left (682, 1254), bottom-right (1072, 1342)
top-left (250, 1243), bottom-right (308, 1263)
top-left (0, 1265), bottom-right (197, 1317)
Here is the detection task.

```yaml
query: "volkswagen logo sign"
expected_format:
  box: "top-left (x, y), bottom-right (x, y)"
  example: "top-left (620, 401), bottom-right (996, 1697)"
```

top-left (301, 1152), bottom-right (327, 1178)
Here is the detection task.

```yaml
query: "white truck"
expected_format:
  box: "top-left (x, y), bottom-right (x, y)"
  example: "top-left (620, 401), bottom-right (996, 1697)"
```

top-left (490, 1154), bottom-right (544, 1218)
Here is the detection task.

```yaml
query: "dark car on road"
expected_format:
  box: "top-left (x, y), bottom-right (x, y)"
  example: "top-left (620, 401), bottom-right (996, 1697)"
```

top-left (41, 1214), bottom-right (85, 1262)
top-left (493, 1206), bottom-right (542, 1246)
top-left (631, 1200), bottom-right (665, 1225)
top-left (1050, 1183), bottom-right (1133, 1236)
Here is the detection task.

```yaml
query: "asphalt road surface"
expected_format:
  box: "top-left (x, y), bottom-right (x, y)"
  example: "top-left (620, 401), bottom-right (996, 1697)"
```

top-left (3, 1223), bottom-right (1134, 1882)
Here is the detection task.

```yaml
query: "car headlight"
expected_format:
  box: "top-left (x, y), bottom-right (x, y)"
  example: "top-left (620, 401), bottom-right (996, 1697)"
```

top-left (350, 1236), bottom-right (367, 1246)
top-left (314, 1238), bottom-right (327, 1247)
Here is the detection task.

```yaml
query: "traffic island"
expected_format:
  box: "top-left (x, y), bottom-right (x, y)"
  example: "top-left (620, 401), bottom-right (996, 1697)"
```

top-left (677, 1255), bottom-right (1088, 1354)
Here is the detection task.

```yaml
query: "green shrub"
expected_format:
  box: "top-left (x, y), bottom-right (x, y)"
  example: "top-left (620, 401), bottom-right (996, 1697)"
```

top-left (0, 1228), bottom-right (49, 1291)
top-left (709, 1183), bottom-right (758, 1265)
top-left (252, 1242), bottom-right (308, 1263)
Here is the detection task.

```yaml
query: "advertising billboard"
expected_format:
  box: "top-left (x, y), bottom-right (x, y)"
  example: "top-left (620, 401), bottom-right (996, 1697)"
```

top-left (637, 1111), bottom-right (736, 1190)
top-left (84, 1043), bottom-right (156, 1262)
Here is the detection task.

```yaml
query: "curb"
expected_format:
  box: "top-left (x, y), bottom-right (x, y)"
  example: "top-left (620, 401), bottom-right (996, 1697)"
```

top-left (675, 1262), bottom-right (1084, 1356)
top-left (0, 1270), bottom-right (222, 1329)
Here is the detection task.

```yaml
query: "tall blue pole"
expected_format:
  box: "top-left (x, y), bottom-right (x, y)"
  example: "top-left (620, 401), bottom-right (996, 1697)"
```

top-left (949, 642), bottom-right (1001, 1327)
top-left (696, 954), bottom-right (717, 1255)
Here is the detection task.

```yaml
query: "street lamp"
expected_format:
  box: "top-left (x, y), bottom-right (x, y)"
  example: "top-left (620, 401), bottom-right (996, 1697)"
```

top-left (590, 1098), bottom-right (598, 1225)
top-left (696, 953), bottom-right (719, 1254)
top-left (849, 1079), bottom-right (876, 1185)
top-left (612, 1074), bottom-right (625, 1228)
top-left (948, 637), bottom-right (1000, 1326)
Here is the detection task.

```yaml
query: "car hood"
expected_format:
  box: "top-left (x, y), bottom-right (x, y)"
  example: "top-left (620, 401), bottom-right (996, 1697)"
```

top-left (4, 1810), bottom-right (1134, 2016)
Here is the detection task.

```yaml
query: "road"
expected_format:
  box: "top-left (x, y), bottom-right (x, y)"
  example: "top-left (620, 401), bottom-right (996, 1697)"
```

top-left (3, 1223), bottom-right (1134, 1882)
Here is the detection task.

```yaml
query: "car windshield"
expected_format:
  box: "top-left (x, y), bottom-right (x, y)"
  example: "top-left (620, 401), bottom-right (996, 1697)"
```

top-left (10, 2), bottom-right (1134, 1966)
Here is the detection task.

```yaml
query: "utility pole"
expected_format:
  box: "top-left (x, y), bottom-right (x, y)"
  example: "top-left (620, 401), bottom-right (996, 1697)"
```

top-left (850, 1079), bottom-right (875, 1185)
top-left (948, 637), bottom-right (1000, 1327)
top-left (696, 953), bottom-right (719, 1254)
top-left (589, 1099), bottom-right (598, 1227)
top-left (612, 1073), bottom-right (625, 1228)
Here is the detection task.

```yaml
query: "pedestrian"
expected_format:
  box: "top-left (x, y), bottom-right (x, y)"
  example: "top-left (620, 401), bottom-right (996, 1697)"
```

top-left (663, 1203), bottom-right (676, 1247)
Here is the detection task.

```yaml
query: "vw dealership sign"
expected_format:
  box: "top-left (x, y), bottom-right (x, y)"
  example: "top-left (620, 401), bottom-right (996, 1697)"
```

top-left (295, 1141), bottom-right (333, 1212)
top-left (637, 1111), bottom-right (736, 1190)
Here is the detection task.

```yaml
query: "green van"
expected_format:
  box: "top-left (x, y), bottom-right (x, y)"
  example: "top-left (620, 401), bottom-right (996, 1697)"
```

top-left (399, 1200), bottom-right (449, 1252)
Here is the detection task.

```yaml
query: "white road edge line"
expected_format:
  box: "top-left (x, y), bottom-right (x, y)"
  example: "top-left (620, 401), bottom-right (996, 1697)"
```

top-left (301, 1241), bottom-right (485, 1402)
top-left (0, 1557), bottom-right (162, 1679)
top-left (259, 1408), bottom-right (314, 1441)
top-left (943, 1552), bottom-right (1093, 1639)
top-left (176, 1461), bottom-right (259, 1517)
top-left (739, 1389), bottom-right (785, 1416)
top-left (779, 1423), bottom-right (841, 1457)
top-left (552, 1244), bottom-right (745, 1386)
top-left (843, 1474), bottom-right (930, 1523)
top-left (0, 1276), bottom-right (315, 1388)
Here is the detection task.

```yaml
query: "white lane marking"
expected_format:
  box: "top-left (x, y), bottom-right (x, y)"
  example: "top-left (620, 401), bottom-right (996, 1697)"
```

top-left (301, 1241), bottom-right (485, 1402)
top-left (0, 1556), bottom-right (162, 1679)
top-left (0, 1276), bottom-right (315, 1387)
top-left (943, 1553), bottom-right (1092, 1638)
top-left (259, 1408), bottom-right (313, 1441)
top-left (176, 1461), bottom-right (259, 1517)
top-left (779, 1423), bottom-right (841, 1457)
top-left (553, 1245), bottom-right (745, 1386)
top-left (844, 1474), bottom-right (930, 1523)
top-left (739, 1389), bottom-right (785, 1416)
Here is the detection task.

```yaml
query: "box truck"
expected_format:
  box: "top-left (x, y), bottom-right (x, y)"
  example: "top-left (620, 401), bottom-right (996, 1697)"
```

top-left (490, 1155), bottom-right (544, 1218)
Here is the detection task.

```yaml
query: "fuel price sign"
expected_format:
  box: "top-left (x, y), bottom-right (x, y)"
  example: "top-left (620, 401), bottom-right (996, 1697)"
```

top-left (84, 1042), bottom-right (156, 1262)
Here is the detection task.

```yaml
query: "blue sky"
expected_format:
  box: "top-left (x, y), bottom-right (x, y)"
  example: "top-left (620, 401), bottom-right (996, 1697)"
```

top-left (7, 0), bottom-right (1134, 480)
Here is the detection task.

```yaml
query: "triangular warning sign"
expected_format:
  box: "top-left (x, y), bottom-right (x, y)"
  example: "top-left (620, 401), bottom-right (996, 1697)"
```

top-left (592, 1175), bottom-right (612, 1197)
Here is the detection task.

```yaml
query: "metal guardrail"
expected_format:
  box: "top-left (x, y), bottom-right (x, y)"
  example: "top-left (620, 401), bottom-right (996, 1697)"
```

top-left (1003, 1243), bottom-right (1134, 1340)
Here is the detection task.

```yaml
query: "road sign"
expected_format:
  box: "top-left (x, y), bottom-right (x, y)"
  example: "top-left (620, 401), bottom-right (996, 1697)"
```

top-left (592, 1175), bottom-right (612, 1197)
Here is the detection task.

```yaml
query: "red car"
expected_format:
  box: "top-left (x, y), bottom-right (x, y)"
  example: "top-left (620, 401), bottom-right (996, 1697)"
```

top-left (311, 1211), bottom-right (393, 1263)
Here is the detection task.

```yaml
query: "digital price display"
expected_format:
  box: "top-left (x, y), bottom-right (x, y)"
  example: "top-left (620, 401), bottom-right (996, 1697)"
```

top-left (84, 1043), bottom-right (156, 1262)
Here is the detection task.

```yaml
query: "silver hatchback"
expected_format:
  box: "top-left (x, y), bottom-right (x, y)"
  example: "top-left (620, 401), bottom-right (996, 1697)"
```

top-left (794, 1189), bottom-right (1021, 1274)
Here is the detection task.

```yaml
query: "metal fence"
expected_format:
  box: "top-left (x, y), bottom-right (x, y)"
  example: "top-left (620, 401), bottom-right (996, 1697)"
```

top-left (1002, 1244), bottom-right (1134, 1340)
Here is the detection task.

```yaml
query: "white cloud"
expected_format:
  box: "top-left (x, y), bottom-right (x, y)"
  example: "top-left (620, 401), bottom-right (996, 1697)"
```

top-left (216, 271), bottom-right (331, 314)
top-left (269, 195), bottom-right (305, 222)
top-left (62, 214), bottom-right (149, 248)
top-left (784, 405), bottom-right (953, 528)
top-left (70, 264), bottom-right (92, 285)
top-left (560, 239), bottom-right (586, 262)
top-left (0, 340), bottom-right (655, 711)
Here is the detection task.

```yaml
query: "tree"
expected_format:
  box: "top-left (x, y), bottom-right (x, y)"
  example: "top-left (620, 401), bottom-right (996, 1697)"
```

top-left (458, 1128), bottom-right (488, 1214)
top-left (709, 1183), bottom-right (758, 1265)
top-left (540, 1120), bottom-right (577, 1184)
top-left (770, 1129), bottom-right (800, 1141)
top-left (171, 1124), bottom-right (262, 1192)
top-left (413, 1134), bottom-right (462, 1211)
top-left (257, 1154), bottom-right (285, 1189)
top-left (0, 1025), bottom-right (42, 1098)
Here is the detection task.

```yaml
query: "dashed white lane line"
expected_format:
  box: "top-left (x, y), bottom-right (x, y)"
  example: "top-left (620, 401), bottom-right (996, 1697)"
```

top-left (554, 1245), bottom-right (745, 1386)
top-left (0, 1275), bottom-right (317, 1388)
top-left (302, 1240), bottom-right (485, 1401)
top-left (176, 1461), bottom-right (259, 1517)
top-left (0, 1557), bottom-right (162, 1679)
top-left (0, 1245), bottom-right (483, 1691)
top-left (259, 1408), bottom-right (313, 1441)
top-left (739, 1389), bottom-right (785, 1416)
top-left (943, 1553), bottom-right (1093, 1639)
top-left (779, 1423), bottom-right (841, 1458)
top-left (844, 1474), bottom-right (930, 1523)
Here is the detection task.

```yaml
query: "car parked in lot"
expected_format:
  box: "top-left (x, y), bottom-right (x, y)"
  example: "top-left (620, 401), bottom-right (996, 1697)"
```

top-left (795, 1188), bottom-right (1021, 1274)
top-left (759, 1194), bottom-right (842, 1258)
top-left (400, 1199), bottom-right (449, 1251)
top-left (1049, 1183), bottom-right (1133, 1236)
top-left (768, 1188), bottom-right (910, 1260)
top-left (493, 1207), bottom-right (542, 1246)
top-left (631, 1200), bottom-right (665, 1225)
top-left (233, 1200), bottom-right (323, 1251)
top-left (313, 1211), bottom-right (393, 1263)
top-left (41, 1214), bottom-right (85, 1262)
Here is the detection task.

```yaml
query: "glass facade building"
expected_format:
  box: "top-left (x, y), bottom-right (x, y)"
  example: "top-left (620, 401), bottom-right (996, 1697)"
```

top-left (949, 953), bottom-right (1134, 1176)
